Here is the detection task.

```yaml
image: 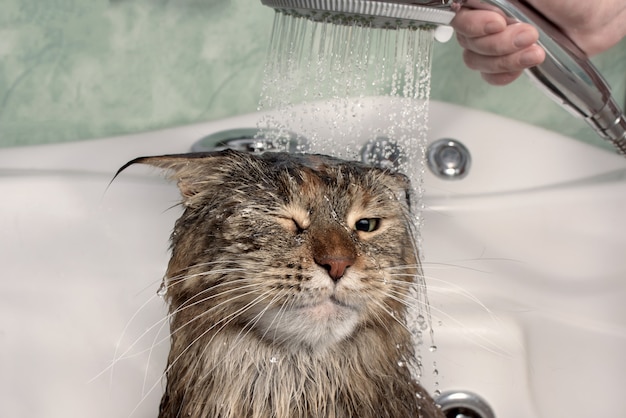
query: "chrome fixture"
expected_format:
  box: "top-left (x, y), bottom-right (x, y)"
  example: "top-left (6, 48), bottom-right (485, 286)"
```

top-left (260, 0), bottom-right (626, 155)
top-left (261, 0), bottom-right (455, 27)
top-left (193, 130), bottom-right (410, 171)
top-left (190, 128), bottom-right (305, 153)
top-left (426, 138), bottom-right (471, 179)
top-left (360, 137), bottom-right (407, 170)
top-left (436, 391), bottom-right (496, 418)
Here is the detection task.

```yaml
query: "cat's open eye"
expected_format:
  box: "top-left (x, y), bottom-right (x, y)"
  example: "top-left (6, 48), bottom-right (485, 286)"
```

top-left (354, 218), bottom-right (381, 233)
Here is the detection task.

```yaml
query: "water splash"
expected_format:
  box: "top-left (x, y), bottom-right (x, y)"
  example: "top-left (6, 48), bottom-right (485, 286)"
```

top-left (258, 11), bottom-right (437, 382)
top-left (156, 279), bottom-right (167, 299)
top-left (258, 12), bottom-right (434, 186)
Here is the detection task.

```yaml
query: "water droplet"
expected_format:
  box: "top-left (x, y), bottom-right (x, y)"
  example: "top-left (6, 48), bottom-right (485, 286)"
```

top-left (157, 280), bottom-right (167, 298)
top-left (269, 356), bottom-right (278, 364)
top-left (432, 369), bottom-right (439, 376)
top-left (416, 314), bottom-right (429, 331)
top-left (397, 360), bottom-right (405, 367)
top-left (429, 345), bottom-right (437, 353)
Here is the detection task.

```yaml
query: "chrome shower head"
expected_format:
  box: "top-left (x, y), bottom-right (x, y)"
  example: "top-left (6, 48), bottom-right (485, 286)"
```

top-left (260, 0), bottom-right (456, 28)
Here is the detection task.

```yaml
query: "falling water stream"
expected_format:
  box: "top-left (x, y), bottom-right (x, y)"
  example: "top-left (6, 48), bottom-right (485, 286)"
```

top-left (258, 12), bottom-right (433, 167)
top-left (257, 11), bottom-right (438, 385)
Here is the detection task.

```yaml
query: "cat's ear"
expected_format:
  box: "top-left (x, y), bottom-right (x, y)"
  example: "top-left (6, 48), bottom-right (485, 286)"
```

top-left (385, 171), bottom-right (413, 210)
top-left (115, 152), bottom-right (228, 206)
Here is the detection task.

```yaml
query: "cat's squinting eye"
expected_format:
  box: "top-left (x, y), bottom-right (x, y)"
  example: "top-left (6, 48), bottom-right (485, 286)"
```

top-left (354, 218), bottom-right (381, 233)
top-left (276, 216), bottom-right (308, 233)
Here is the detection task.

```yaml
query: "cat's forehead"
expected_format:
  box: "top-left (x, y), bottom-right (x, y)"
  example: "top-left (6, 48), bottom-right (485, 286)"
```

top-left (253, 151), bottom-right (406, 193)
top-left (259, 152), bottom-right (356, 172)
top-left (257, 153), bottom-right (364, 191)
top-left (256, 152), bottom-right (381, 182)
top-left (252, 152), bottom-right (410, 207)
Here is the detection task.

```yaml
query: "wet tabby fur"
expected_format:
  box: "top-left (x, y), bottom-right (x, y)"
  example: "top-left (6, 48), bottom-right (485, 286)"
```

top-left (123, 150), bottom-right (443, 418)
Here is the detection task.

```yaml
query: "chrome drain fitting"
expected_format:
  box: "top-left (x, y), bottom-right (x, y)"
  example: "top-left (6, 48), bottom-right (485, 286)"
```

top-left (436, 391), bottom-right (495, 418)
top-left (190, 128), bottom-right (305, 153)
top-left (360, 137), bottom-right (406, 170)
top-left (426, 138), bottom-right (471, 180)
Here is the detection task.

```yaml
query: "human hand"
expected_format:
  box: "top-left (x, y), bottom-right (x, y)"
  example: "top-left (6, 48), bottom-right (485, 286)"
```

top-left (450, 8), bottom-right (545, 86)
top-left (451, 1), bottom-right (626, 86)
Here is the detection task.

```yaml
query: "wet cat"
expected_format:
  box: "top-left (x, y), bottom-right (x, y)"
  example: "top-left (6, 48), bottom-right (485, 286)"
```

top-left (120, 149), bottom-right (443, 418)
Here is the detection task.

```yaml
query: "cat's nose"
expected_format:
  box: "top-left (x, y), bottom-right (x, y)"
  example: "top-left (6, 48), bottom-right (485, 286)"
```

top-left (316, 256), bottom-right (354, 281)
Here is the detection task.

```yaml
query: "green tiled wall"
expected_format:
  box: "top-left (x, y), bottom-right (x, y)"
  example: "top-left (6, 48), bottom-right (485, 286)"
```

top-left (1, 0), bottom-right (624, 149)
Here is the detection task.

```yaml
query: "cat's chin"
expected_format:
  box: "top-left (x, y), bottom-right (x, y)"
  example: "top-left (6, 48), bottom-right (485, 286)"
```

top-left (256, 298), bottom-right (361, 350)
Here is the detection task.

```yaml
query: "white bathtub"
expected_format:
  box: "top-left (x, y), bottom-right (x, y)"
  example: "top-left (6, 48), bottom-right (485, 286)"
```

top-left (1, 99), bottom-right (624, 417)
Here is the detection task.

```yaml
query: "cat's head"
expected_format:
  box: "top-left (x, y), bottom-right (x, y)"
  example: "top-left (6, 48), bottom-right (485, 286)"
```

top-left (124, 150), bottom-right (419, 352)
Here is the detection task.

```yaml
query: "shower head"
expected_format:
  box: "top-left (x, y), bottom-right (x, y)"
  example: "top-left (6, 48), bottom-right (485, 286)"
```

top-left (260, 0), bottom-right (456, 28)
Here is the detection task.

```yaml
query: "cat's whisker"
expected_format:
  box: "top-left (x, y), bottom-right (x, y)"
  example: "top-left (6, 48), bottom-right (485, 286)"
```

top-left (383, 259), bottom-right (518, 277)
top-left (163, 266), bottom-right (248, 291)
top-left (382, 264), bottom-right (422, 271)
top-left (385, 276), bottom-right (494, 317)
top-left (423, 257), bottom-right (523, 268)
top-left (179, 291), bottom-right (278, 404)
top-left (90, 292), bottom-right (162, 385)
top-left (103, 281), bottom-right (262, 399)
top-left (141, 307), bottom-right (172, 397)
top-left (103, 268), bottom-right (252, 367)
top-left (380, 288), bottom-right (429, 316)
top-left (384, 287), bottom-right (512, 357)
top-left (167, 279), bottom-right (259, 317)
top-left (270, 293), bottom-right (307, 347)
top-left (171, 290), bottom-right (275, 374)
top-left (170, 263), bottom-right (246, 278)
top-left (210, 290), bottom-right (296, 375)
top-left (368, 297), bottom-right (414, 338)
top-left (397, 273), bottom-right (503, 333)
top-left (132, 290), bottom-right (275, 417)
top-left (112, 279), bottom-right (259, 369)
top-left (257, 291), bottom-right (293, 344)
top-left (162, 284), bottom-right (263, 348)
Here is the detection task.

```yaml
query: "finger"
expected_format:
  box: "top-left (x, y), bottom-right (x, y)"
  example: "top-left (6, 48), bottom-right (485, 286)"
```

top-left (456, 23), bottom-right (539, 57)
top-left (481, 71), bottom-right (524, 86)
top-left (450, 8), bottom-right (507, 37)
top-left (462, 44), bottom-right (545, 74)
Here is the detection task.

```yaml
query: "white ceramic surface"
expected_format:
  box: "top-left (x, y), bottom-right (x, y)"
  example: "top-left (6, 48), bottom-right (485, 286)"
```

top-left (1, 100), bottom-right (625, 417)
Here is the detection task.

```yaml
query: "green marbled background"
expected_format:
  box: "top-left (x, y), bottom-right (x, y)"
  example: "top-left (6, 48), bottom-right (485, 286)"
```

top-left (1, 0), bottom-right (625, 149)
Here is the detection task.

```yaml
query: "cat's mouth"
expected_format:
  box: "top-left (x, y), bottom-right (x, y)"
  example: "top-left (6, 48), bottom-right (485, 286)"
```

top-left (297, 294), bottom-right (357, 311)
top-left (293, 295), bottom-right (360, 323)
top-left (329, 295), bottom-right (351, 307)
top-left (254, 293), bottom-right (362, 349)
